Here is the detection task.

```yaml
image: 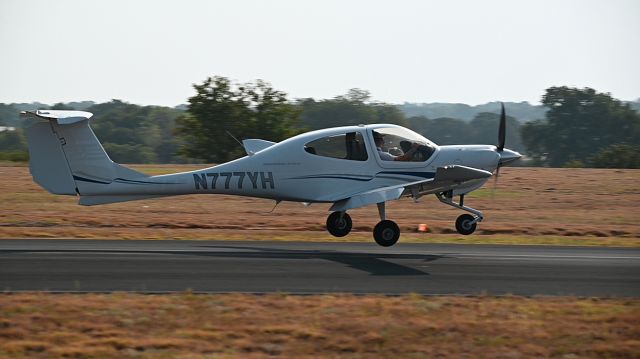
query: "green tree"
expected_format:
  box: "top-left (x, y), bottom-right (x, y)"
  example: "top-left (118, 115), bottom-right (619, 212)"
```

top-left (520, 119), bottom-right (549, 165)
top-left (86, 100), bottom-right (184, 163)
top-left (2, 100), bottom-right (185, 164)
top-left (102, 143), bottom-right (157, 164)
top-left (175, 76), bottom-right (301, 163)
top-left (521, 87), bottom-right (640, 167)
top-left (50, 103), bottom-right (75, 110)
top-left (372, 102), bottom-right (407, 126)
top-left (590, 144), bottom-right (640, 168)
top-left (468, 112), bottom-right (524, 152)
top-left (407, 116), bottom-right (473, 145)
top-left (299, 89), bottom-right (407, 130)
top-left (407, 112), bottom-right (524, 152)
top-left (0, 128), bottom-right (28, 162)
top-left (244, 80), bottom-right (301, 141)
top-left (0, 129), bottom-right (27, 151)
top-left (0, 104), bottom-right (19, 126)
top-left (147, 106), bottom-right (184, 163)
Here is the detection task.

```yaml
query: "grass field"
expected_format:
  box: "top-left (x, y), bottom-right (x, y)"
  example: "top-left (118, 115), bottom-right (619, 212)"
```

top-left (0, 293), bottom-right (638, 358)
top-left (1, 165), bottom-right (639, 358)
top-left (1, 165), bottom-right (638, 246)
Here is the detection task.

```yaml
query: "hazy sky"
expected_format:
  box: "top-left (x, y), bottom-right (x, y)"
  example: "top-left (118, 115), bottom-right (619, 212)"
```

top-left (1, 0), bottom-right (639, 106)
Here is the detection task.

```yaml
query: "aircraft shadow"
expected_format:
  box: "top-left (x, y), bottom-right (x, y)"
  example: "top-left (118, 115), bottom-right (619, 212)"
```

top-left (1, 245), bottom-right (444, 276)
top-left (196, 244), bottom-right (443, 276)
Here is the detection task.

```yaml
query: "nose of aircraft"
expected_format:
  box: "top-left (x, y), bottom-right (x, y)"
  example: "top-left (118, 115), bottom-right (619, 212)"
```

top-left (497, 148), bottom-right (522, 166)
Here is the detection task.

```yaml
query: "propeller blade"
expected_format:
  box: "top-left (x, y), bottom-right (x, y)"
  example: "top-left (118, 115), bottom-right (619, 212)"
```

top-left (497, 102), bottom-right (506, 151)
top-left (491, 166), bottom-right (501, 199)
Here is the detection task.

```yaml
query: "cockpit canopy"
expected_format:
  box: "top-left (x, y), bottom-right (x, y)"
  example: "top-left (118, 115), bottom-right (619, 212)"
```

top-left (371, 126), bottom-right (436, 162)
top-left (302, 125), bottom-right (437, 163)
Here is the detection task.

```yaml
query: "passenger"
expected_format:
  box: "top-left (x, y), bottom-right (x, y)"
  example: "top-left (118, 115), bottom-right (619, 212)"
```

top-left (373, 131), bottom-right (419, 161)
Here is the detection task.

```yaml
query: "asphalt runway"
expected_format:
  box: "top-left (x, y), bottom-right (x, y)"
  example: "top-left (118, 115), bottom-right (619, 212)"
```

top-left (0, 240), bottom-right (638, 296)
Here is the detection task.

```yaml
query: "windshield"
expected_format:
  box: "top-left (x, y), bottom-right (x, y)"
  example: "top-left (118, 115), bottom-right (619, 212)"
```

top-left (371, 127), bottom-right (436, 162)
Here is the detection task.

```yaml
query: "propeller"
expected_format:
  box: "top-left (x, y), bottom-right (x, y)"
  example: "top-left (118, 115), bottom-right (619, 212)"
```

top-left (492, 102), bottom-right (506, 197)
top-left (491, 164), bottom-right (501, 198)
top-left (497, 102), bottom-right (506, 152)
top-left (492, 102), bottom-right (522, 197)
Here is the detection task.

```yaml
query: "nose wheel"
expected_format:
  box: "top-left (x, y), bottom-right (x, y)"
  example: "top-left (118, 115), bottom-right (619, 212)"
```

top-left (437, 192), bottom-right (483, 236)
top-left (455, 214), bottom-right (477, 235)
top-left (326, 211), bottom-right (352, 237)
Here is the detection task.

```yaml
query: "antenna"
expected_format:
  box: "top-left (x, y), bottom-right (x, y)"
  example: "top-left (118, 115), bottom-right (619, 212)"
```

top-left (225, 130), bottom-right (245, 149)
top-left (267, 200), bottom-right (281, 213)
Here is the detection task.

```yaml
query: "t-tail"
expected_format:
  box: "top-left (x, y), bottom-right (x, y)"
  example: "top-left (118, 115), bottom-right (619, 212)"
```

top-left (20, 110), bottom-right (162, 205)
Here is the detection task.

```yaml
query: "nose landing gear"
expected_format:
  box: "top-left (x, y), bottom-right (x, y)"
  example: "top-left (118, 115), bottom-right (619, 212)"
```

top-left (437, 192), bottom-right (483, 235)
top-left (455, 214), bottom-right (477, 235)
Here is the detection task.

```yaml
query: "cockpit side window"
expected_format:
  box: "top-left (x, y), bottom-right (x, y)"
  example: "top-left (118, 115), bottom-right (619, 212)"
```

top-left (304, 132), bottom-right (368, 161)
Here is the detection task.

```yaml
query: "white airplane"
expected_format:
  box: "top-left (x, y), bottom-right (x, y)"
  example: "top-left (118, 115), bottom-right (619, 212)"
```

top-left (21, 105), bottom-right (521, 247)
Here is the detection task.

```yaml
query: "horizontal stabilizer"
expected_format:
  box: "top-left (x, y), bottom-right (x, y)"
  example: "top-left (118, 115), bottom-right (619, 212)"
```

top-left (79, 195), bottom-right (170, 206)
top-left (22, 110), bottom-right (93, 125)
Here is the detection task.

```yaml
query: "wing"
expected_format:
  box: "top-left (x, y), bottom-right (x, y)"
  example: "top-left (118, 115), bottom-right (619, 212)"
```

top-left (329, 165), bottom-right (491, 212)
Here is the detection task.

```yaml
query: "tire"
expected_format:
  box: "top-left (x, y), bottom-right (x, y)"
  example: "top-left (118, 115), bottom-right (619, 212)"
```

top-left (455, 214), bottom-right (477, 235)
top-left (373, 220), bottom-right (400, 247)
top-left (326, 212), bottom-right (352, 237)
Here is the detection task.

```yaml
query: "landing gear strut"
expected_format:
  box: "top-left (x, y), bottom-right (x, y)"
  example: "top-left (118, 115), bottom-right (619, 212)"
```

top-left (373, 202), bottom-right (400, 247)
top-left (326, 211), bottom-right (352, 237)
top-left (328, 203), bottom-right (401, 246)
top-left (437, 191), bottom-right (484, 235)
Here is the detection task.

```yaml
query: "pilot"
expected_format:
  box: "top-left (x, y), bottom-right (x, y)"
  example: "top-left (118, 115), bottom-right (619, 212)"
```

top-left (373, 131), bottom-right (420, 161)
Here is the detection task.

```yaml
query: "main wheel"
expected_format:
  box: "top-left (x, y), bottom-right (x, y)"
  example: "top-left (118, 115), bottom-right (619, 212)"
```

top-left (455, 214), bottom-right (477, 235)
top-left (326, 212), bottom-right (352, 237)
top-left (373, 220), bottom-right (400, 247)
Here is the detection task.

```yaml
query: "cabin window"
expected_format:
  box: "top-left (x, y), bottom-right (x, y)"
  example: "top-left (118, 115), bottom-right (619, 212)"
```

top-left (304, 132), bottom-right (368, 161)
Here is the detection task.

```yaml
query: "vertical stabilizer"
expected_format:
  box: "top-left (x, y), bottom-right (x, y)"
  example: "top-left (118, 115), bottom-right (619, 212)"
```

top-left (21, 110), bottom-right (148, 195)
top-left (24, 120), bottom-right (77, 195)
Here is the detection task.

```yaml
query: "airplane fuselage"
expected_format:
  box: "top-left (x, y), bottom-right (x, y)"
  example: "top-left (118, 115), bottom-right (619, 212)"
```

top-left (73, 125), bottom-right (504, 203)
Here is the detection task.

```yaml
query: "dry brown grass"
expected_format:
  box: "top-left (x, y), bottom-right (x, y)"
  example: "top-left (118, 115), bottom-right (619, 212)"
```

top-left (0, 293), bottom-right (637, 358)
top-left (1, 165), bottom-right (639, 246)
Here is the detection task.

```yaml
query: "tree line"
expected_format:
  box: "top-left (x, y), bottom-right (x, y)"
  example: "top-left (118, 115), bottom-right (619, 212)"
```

top-left (0, 77), bottom-right (638, 167)
top-left (522, 87), bottom-right (640, 168)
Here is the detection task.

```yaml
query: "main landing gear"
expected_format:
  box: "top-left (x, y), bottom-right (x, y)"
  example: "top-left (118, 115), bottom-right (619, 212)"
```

top-left (325, 192), bottom-right (484, 246)
top-left (326, 202), bottom-right (401, 247)
top-left (436, 191), bottom-right (484, 235)
top-left (372, 202), bottom-right (400, 247)
top-left (373, 220), bottom-right (400, 247)
top-left (326, 211), bottom-right (352, 237)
